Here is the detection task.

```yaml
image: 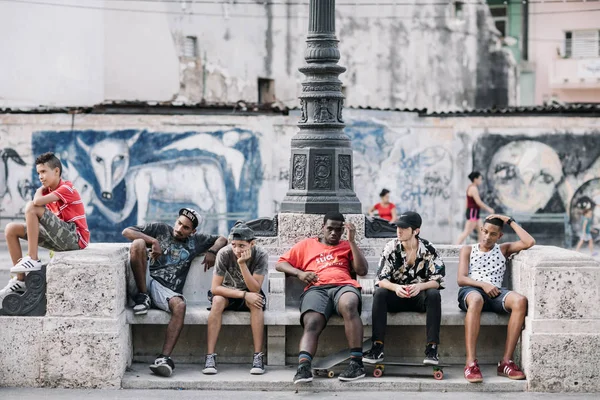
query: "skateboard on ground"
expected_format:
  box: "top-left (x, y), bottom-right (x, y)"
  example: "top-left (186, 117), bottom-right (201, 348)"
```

top-left (368, 361), bottom-right (449, 380)
top-left (311, 339), bottom-right (372, 378)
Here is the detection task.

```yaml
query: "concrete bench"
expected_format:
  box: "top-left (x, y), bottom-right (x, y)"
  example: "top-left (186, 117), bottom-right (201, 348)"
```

top-left (126, 248), bottom-right (510, 365)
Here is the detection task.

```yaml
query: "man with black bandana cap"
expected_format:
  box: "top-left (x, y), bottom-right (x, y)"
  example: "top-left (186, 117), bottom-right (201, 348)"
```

top-left (123, 208), bottom-right (227, 377)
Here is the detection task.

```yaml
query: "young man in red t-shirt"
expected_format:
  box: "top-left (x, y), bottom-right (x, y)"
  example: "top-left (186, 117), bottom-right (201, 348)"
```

top-left (276, 212), bottom-right (369, 384)
top-left (0, 152), bottom-right (90, 304)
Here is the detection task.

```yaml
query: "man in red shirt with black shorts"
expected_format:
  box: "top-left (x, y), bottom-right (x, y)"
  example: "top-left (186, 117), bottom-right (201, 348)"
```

top-left (276, 211), bottom-right (369, 384)
top-left (1, 152), bottom-right (90, 305)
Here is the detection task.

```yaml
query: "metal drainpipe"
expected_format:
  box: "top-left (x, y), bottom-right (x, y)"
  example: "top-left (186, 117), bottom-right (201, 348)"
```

top-left (522, 1), bottom-right (529, 61)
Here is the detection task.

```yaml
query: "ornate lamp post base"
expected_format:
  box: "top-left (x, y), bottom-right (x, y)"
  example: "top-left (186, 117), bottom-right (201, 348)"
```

top-left (280, 0), bottom-right (361, 214)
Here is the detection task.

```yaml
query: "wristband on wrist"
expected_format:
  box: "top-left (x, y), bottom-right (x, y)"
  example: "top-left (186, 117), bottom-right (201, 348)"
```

top-left (506, 217), bottom-right (515, 226)
top-left (207, 249), bottom-right (218, 256)
top-left (243, 291), bottom-right (246, 300)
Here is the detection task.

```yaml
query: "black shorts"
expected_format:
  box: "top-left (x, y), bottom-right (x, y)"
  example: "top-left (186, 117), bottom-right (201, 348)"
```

top-left (207, 289), bottom-right (267, 311)
top-left (466, 208), bottom-right (480, 221)
top-left (299, 285), bottom-right (362, 325)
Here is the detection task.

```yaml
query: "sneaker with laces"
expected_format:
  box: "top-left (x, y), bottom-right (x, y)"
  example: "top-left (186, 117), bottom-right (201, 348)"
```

top-left (149, 356), bottom-right (175, 377)
top-left (10, 256), bottom-right (43, 273)
top-left (497, 359), bottom-right (526, 380)
top-left (293, 363), bottom-right (313, 384)
top-left (250, 352), bottom-right (265, 375)
top-left (464, 359), bottom-right (483, 383)
top-left (363, 343), bottom-right (384, 364)
top-left (0, 277), bottom-right (26, 306)
top-left (202, 353), bottom-right (218, 374)
top-left (133, 293), bottom-right (151, 315)
top-left (338, 359), bottom-right (365, 382)
top-left (424, 343), bottom-right (439, 365)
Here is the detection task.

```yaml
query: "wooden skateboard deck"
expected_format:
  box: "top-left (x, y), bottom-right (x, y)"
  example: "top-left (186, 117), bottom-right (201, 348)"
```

top-left (312, 339), bottom-right (372, 378)
top-left (368, 361), bottom-right (450, 380)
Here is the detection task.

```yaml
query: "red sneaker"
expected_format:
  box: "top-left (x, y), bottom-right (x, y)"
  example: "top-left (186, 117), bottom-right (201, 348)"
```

top-left (497, 359), bottom-right (526, 380)
top-left (464, 359), bottom-right (483, 383)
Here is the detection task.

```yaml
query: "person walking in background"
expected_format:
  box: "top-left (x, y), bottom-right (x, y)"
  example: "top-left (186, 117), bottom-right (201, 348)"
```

top-left (456, 172), bottom-right (494, 245)
top-left (369, 189), bottom-right (397, 222)
top-left (575, 208), bottom-right (596, 255)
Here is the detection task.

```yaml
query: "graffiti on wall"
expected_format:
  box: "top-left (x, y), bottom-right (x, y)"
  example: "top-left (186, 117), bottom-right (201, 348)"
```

top-left (472, 133), bottom-right (600, 243)
top-left (347, 119), bottom-right (454, 223)
top-left (0, 148), bottom-right (35, 217)
top-left (31, 129), bottom-right (262, 242)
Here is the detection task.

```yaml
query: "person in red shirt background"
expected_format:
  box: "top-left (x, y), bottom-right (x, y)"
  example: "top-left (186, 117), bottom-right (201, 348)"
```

top-left (369, 188), bottom-right (397, 222)
top-left (277, 212), bottom-right (369, 384)
top-left (0, 152), bottom-right (89, 305)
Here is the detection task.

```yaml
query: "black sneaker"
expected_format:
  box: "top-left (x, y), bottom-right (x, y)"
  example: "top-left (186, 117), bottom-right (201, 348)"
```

top-left (363, 343), bottom-right (384, 364)
top-left (293, 363), bottom-right (313, 384)
top-left (424, 344), bottom-right (439, 365)
top-left (250, 352), bottom-right (265, 375)
top-left (149, 356), bottom-right (175, 377)
top-left (338, 359), bottom-right (365, 382)
top-left (133, 293), bottom-right (151, 315)
top-left (202, 353), bottom-right (218, 374)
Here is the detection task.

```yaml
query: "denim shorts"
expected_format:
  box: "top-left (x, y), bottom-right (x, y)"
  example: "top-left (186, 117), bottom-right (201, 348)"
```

top-left (457, 286), bottom-right (512, 314)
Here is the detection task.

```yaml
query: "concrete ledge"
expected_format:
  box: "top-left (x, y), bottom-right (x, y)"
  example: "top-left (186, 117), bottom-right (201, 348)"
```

top-left (126, 306), bottom-right (509, 326)
top-left (122, 363), bottom-right (527, 392)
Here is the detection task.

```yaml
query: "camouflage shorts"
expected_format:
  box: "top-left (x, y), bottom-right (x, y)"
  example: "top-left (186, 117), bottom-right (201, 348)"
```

top-left (23, 209), bottom-right (80, 252)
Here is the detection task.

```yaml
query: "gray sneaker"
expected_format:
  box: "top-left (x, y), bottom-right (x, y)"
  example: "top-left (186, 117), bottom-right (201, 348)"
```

top-left (203, 353), bottom-right (218, 374)
top-left (338, 359), bottom-right (365, 382)
top-left (250, 352), bottom-right (265, 375)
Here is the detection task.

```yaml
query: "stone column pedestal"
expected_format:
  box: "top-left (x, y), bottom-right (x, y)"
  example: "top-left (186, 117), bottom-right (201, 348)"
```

top-left (512, 246), bottom-right (600, 392)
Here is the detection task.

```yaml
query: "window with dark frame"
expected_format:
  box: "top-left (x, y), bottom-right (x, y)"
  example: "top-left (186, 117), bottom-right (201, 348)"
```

top-left (258, 78), bottom-right (276, 104)
top-left (489, 5), bottom-right (508, 37)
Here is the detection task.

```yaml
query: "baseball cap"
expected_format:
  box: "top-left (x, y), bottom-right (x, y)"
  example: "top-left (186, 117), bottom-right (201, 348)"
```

top-left (229, 221), bottom-right (256, 241)
top-left (179, 208), bottom-right (201, 229)
top-left (393, 211), bottom-right (422, 229)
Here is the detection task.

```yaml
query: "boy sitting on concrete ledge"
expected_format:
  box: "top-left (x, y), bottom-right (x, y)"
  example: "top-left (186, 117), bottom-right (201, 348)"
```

top-left (1, 152), bottom-right (90, 306)
top-left (203, 221), bottom-right (269, 376)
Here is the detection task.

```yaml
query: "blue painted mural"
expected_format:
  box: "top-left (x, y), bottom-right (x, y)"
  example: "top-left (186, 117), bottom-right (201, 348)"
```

top-left (31, 129), bottom-right (262, 242)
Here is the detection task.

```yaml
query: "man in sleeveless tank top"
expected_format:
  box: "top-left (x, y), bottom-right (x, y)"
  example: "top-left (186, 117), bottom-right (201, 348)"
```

top-left (457, 214), bottom-right (536, 383)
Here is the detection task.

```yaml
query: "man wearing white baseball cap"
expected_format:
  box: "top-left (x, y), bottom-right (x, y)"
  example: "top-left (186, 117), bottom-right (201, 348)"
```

top-left (122, 208), bottom-right (227, 377)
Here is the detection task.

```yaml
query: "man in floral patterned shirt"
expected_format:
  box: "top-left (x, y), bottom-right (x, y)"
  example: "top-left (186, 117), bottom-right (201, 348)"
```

top-left (363, 211), bottom-right (445, 365)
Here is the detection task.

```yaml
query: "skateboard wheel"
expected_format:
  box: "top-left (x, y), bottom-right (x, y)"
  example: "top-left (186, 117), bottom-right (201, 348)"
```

top-left (433, 370), bottom-right (443, 380)
top-left (373, 368), bottom-right (383, 378)
top-left (327, 370), bottom-right (335, 378)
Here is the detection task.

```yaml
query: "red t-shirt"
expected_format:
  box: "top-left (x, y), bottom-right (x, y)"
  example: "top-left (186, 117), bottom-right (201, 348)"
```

top-left (44, 180), bottom-right (90, 249)
top-left (278, 238), bottom-right (359, 291)
top-left (374, 202), bottom-right (396, 222)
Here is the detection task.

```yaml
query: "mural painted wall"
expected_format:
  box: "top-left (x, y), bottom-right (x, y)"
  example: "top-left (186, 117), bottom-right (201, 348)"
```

top-left (29, 129), bottom-right (262, 242)
top-left (1, 111), bottom-right (598, 247)
top-left (472, 133), bottom-right (600, 245)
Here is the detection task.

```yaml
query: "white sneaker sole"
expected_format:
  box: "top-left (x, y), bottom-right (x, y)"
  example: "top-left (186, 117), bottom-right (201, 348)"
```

top-left (424, 359), bottom-right (439, 365)
top-left (202, 368), bottom-right (217, 375)
top-left (294, 377), bottom-right (313, 384)
top-left (149, 364), bottom-right (172, 377)
top-left (10, 265), bottom-right (42, 273)
top-left (362, 357), bottom-right (383, 365)
top-left (250, 367), bottom-right (265, 375)
top-left (338, 373), bottom-right (365, 382)
top-left (133, 308), bottom-right (149, 315)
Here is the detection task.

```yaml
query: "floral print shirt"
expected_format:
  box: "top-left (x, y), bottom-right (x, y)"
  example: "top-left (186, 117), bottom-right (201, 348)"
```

top-left (376, 237), bottom-right (446, 289)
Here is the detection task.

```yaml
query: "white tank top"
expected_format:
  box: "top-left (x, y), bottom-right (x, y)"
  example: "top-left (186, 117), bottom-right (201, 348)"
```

top-left (469, 243), bottom-right (506, 288)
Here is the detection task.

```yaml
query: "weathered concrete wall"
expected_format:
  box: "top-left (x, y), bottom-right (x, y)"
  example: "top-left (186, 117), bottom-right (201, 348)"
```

top-left (1, 110), bottom-right (599, 246)
top-left (0, 1), bottom-right (515, 111)
top-left (0, 244), bottom-right (131, 388)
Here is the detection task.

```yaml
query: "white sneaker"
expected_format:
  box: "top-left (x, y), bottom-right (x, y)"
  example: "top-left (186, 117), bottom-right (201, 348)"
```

top-left (0, 277), bottom-right (26, 305)
top-left (10, 256), bottom-right (43, 273)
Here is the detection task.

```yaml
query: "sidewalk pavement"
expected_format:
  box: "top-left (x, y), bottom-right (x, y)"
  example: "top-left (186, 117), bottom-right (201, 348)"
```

top-left (0, 389), bottom-right (597, 400)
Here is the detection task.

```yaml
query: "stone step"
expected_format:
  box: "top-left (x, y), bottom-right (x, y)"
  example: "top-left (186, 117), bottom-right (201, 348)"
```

top-left (122, 363), bottom-right (527, 392)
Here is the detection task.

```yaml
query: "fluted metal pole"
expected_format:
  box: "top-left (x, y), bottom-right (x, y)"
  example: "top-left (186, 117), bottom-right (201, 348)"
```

top-left (280, 0), bottom-right (361, 214)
